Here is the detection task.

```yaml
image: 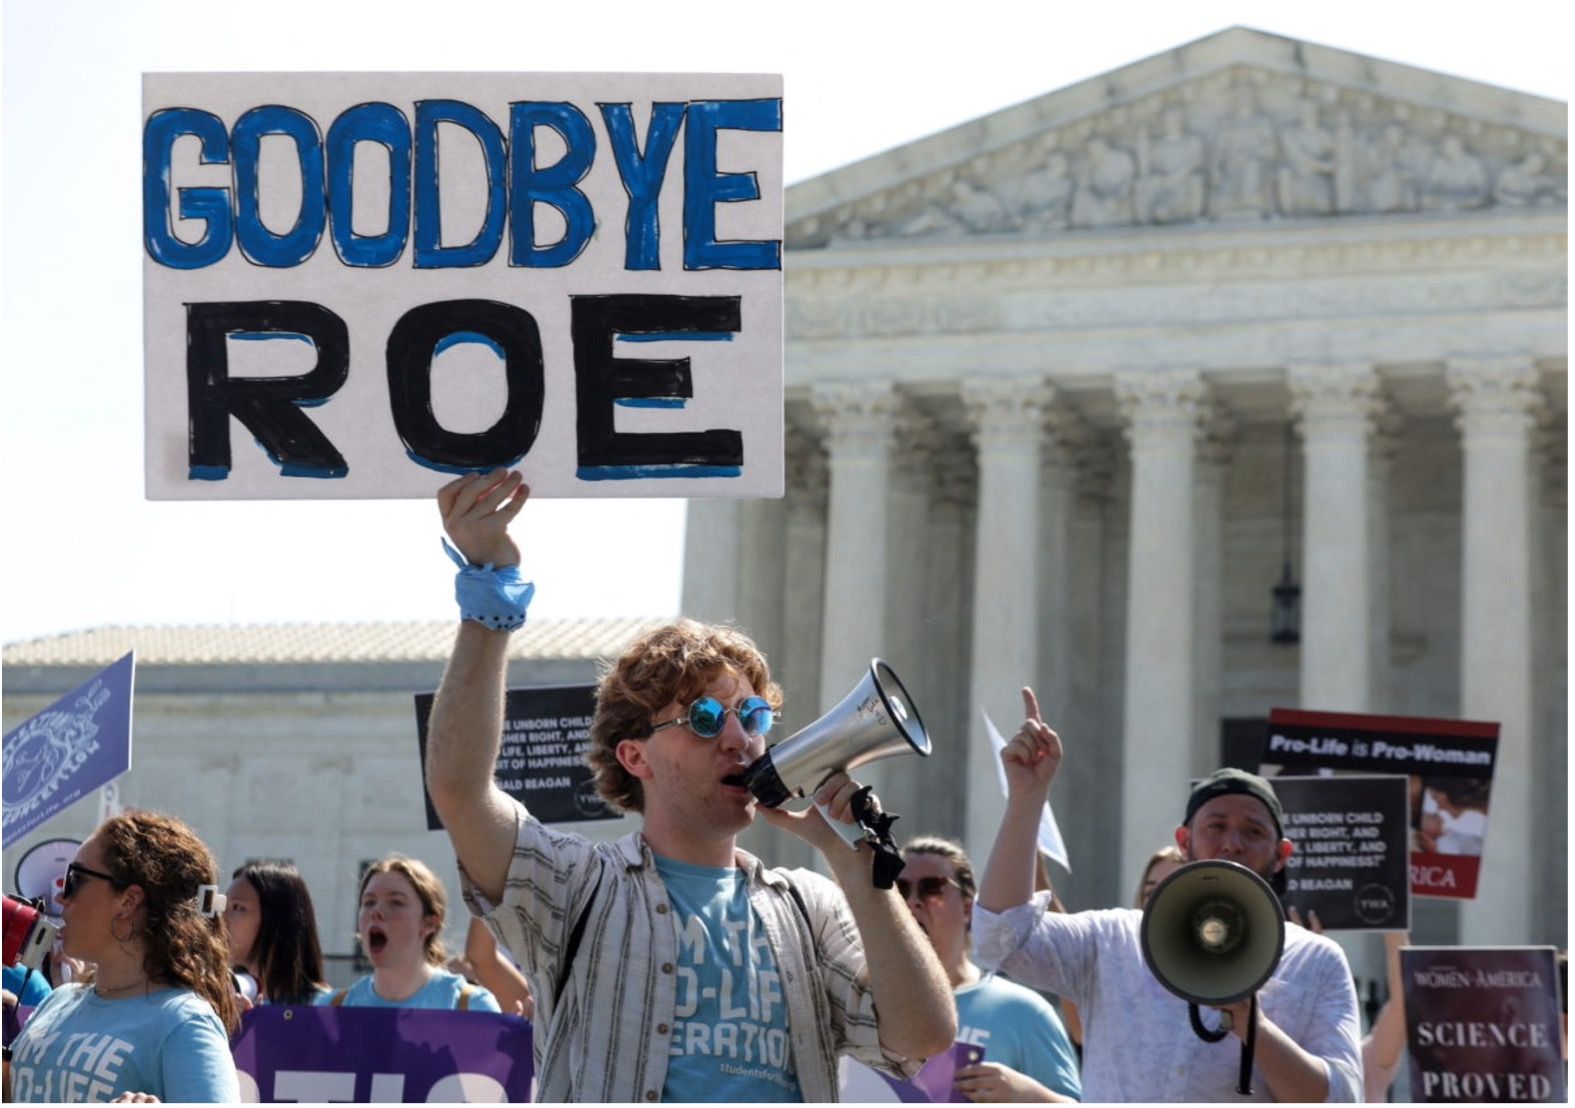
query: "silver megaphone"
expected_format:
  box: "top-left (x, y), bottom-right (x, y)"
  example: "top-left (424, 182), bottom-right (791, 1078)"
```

top-left (735, 659), bottom-right (930, 888)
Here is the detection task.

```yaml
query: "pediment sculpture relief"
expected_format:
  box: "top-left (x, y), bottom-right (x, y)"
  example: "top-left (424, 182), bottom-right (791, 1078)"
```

top-left (795, 73), bottom-right (1565, 246)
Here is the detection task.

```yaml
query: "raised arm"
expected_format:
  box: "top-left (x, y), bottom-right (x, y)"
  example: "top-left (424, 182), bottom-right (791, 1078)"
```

top-left (760, 777), bottom-right (957, 1060)
top-left (425, 470), bottom-right (531, 905)
top-left (978, 688), bottom-right (1063, 913)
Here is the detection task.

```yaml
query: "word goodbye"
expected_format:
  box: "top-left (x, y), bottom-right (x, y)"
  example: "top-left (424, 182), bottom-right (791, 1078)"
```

top-left (145, 99), bottom-right (781, 272)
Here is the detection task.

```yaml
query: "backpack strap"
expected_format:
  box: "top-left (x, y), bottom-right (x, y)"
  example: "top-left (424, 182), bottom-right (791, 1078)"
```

top-left (553, 858), bottom-right (603, 1007)
top-left (457, 983), bottom-right (473, 1011)
top-left (329, 988), bottom-right (350, 1007)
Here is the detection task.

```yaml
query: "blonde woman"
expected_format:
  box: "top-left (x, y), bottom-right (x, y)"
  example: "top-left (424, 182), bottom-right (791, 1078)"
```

top-left (317, 856), bottom-right (499, 1012)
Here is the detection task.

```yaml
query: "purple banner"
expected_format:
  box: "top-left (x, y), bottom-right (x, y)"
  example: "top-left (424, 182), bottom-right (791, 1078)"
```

top-left (232, 1006), bottom-right (533, 1103)
top-left (3, 652), bottom-right (135, 841)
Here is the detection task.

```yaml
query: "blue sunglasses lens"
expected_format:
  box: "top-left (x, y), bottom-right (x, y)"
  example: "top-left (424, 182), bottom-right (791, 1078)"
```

top-left (684, 696), bottom-right (775, 738)
top-left (688, 698), bottom-right (726, 736)
top-left (741, 697), bottom-right (774, 737)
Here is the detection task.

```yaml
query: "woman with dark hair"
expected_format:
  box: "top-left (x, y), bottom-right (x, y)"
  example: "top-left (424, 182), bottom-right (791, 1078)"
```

top-left (225, 860), bottom-right (329, 1006)
top-left (5, 810), bottom-right (241, 1102)
top-left (316, 855), bottom-right (500, 1011)
top-left (894, 836), bottom-right (1082, 1102)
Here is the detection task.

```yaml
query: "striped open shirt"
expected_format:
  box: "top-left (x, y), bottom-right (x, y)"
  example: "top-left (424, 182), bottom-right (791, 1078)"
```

top-left (461, 801), bottom-right (924, 1102)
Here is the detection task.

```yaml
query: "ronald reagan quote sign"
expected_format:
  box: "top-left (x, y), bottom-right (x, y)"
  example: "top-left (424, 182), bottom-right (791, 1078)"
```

top-left (143, 72), bottom-right (783, 500)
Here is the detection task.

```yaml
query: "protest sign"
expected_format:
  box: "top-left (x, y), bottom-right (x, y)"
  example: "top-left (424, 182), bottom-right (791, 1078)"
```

top-left (144, 72), bottom-right (784, 500)
top-left (840, 1044), bottom-right (988, 1103)
top-left (415, 684), bottom-right (616, 827)
top-left (232, 1005), bottom-right (533, 1103)
top-left (3, 653), bottom-right (135, 841)
top-left (1260, 708), bottom-right (1496, 899)
top-left (1402, 946), bottom-right (1564, 1102)
top-left (1270, 775), bottom-right (1409, 931)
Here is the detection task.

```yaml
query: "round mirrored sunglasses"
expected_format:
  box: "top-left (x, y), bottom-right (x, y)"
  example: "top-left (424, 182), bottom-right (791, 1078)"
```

top-left (649, 695), bottom-right (777, 740)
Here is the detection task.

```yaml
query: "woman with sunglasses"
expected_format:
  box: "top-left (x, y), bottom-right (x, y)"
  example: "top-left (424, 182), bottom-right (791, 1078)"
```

top-left (5, 811), bottom-right (241, 1103)
top-left (316, 856), bottom-right (501, 1012)
top-left (896, 837), bottom-right (1082, 1102)
top-left (225, 860), bottom-right (330, 1006)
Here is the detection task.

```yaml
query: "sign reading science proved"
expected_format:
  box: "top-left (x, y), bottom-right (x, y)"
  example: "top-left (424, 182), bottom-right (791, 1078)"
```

top-left (143, 73), bottom-right (784, 500)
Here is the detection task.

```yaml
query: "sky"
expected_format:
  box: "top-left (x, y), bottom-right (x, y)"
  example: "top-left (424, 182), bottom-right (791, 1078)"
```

top-left (1, 0), bottom-right (1568, 645)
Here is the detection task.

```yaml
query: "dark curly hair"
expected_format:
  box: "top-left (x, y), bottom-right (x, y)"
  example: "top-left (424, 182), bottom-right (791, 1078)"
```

top-left (96, 810), bottom-right (240, 1033)
top-left (587, 619), bottom-right (782, 813)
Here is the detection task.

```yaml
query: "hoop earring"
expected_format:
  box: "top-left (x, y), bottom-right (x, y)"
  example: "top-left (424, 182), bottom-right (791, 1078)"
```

top-left (111, 915), bottom-right (137, 944)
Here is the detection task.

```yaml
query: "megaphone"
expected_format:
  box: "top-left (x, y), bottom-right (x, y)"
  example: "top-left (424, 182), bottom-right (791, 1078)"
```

top-left (735, 659), bottom-right (930, 888)
top-left (1141, 860), bottom-right (1285, 1095)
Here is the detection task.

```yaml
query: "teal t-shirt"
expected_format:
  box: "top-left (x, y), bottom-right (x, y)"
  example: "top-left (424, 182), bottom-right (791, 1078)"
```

top-left (3, 964), bottom-right (52, 1008)
top-left (8, 983), bottom-right (240, 1103)
top-left (654, 855), bottom-right (803, 1102)
top-left (312, 969), bottom-right (500, 1011)
top-left (956, 973), bottom-right (1082, 1100)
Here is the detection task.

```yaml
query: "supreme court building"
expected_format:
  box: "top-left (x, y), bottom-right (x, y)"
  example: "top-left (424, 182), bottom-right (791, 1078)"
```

top-left (682, 28), bottom-right (1567, 955)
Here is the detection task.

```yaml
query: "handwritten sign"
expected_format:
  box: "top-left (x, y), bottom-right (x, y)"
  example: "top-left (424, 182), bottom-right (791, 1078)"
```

top-left (143, 73), bottom-right (783, 500)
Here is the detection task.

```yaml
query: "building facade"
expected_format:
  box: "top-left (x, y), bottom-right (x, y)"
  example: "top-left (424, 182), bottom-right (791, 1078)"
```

top-left (2, 621), bottom-right (656, 984)
top-left (682, 29), bottom-right (1567, 959)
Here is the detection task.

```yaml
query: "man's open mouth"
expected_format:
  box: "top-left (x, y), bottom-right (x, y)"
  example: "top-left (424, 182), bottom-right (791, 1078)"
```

top-left (721, 773), bottom-right (748, 788)
top-left (367, 927), bottom-right (388, 954)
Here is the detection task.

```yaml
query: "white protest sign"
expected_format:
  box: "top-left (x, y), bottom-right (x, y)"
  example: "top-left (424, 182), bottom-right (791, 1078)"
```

top-left (143, 73), bottom-right (783, 500)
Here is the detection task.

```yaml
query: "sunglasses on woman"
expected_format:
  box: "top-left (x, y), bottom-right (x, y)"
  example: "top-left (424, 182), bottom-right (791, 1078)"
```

top-left (62, 862), bottom-right (124, 900)
top-left (895, 875), bottom-right (963, 901)
top-left (649, 696), bottom-right (778, 740)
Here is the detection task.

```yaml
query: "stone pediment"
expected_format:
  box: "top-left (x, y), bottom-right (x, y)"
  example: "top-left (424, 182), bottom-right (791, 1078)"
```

top-left (785, 27), bottom-right (1566, 248)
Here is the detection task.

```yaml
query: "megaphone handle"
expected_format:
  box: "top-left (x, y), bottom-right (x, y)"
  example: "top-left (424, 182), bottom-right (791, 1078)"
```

top-left (1237, 994), bottom-right (1258, 1096)
top-left (813, 800), bottom-right (868, 850)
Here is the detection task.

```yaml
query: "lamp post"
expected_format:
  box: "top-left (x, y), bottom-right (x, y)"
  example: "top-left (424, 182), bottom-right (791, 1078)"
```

top-left (1270, 422), bottom-right (1300, 644)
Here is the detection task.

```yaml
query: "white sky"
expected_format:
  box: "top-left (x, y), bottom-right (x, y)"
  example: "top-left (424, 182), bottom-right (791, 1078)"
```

top-left (1, 0), bottom-right (1567, 644)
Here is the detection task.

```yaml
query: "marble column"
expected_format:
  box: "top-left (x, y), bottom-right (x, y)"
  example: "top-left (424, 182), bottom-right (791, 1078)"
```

top-left (1036, 419), bottom-right (1077, 746)
top-left (921, 443), bottom-right (977, 847)
top-left (1115, 369), bottom-right (1205, 897)
top-left (1193, 410), bottom-right (1236, 776)
top-left (1368, 411), bottom-right (1401, 711)
top-left (757, 432), bottom-right (829, 872)
top-left (1448, 357), bottom-right (1542, 944)
top-left (680, 500), bottom-right (742, 621)
top-left (963, 377), bottom-right (1051, 862)
top-left (1289, 363), bottom-right (1382, 713)
top-left (811, 381), bottom-right (899, 714)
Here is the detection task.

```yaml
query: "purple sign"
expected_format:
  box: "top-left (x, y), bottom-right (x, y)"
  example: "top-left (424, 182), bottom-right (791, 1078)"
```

top-left (232, 1006), bottom-right (533, 1103)
top-left (841, 1044), bottom-right (987, 1103)
top-left (3, 652), bottom-right (135, 841)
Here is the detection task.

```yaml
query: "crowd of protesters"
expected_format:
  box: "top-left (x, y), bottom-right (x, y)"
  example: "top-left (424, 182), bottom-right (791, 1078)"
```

top-left (2, 469), bottom-right (1557, 1103)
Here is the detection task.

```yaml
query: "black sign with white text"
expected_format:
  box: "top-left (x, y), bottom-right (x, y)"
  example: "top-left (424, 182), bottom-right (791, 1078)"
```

top-left (1271, 774), bottom-right (1410, 931)
top-left (415, 684), bottom-right (617, 828)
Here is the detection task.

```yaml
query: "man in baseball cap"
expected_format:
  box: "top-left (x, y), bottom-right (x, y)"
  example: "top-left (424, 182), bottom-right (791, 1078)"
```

top-left (971, 689), bottom-right (1362, 1102)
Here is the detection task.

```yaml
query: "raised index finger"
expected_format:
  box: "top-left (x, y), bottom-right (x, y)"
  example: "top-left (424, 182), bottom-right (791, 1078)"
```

top-left (1022, 686), bottom-right (1042, 723)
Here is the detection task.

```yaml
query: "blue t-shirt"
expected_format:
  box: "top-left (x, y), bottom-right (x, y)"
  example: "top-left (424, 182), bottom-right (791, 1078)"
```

top-left (4, 964), bottom-right (52, 1008)
top-left (8, 983), bottom-right (239, 1103)
top-left (312, 968), bottom-right (501, 1011)
top-left (654, 855), bottom-right (802, 1102)
top-left (955, 973), bottom-right (1082, 1100)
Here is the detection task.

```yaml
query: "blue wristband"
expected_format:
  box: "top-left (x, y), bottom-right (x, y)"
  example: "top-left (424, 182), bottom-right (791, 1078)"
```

top-left (442, 538), bottom-right (535, 632)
